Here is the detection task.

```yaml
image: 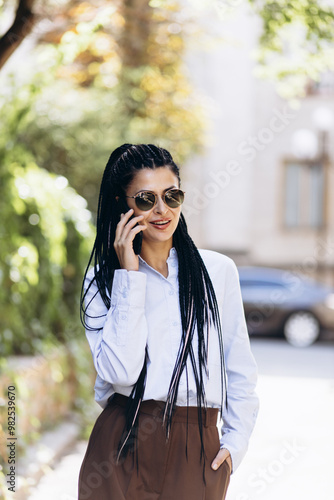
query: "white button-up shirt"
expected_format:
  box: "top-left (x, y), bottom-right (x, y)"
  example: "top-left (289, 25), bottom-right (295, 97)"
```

top-left (84, 248), bottom-right (259, 471)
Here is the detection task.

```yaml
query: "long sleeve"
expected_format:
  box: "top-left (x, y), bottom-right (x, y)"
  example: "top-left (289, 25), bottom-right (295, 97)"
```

top-left (84, 268), bottom-right (148, 387)
top-left (219, 259), bottom-right (259, 472)
top-left (83, 249), bottom-right (259, 466)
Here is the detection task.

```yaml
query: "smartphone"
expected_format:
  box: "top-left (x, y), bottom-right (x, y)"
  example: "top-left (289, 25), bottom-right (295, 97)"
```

top-left (117, 197), bottom-right (143, 255)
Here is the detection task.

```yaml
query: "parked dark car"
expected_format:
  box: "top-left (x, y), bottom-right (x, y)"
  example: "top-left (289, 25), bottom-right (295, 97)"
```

top-left (238, 266), bottom-right (334, 347)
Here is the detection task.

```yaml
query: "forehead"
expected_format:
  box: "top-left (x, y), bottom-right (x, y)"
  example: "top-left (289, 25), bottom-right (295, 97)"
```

top-left (127, 167), bottom-right (179, 193)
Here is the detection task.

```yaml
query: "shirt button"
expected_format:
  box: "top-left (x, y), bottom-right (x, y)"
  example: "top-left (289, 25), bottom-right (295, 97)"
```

top-left (121, 315), bottom-right (127, 321)
top-left (172, 321), bottom-right (178, 327)
top-left (168, 290), bottom-right (174, 296)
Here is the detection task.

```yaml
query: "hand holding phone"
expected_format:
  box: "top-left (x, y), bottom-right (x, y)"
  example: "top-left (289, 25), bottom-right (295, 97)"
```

top-left (117, 198), bottom-right (143, 255)
top-left (114, 199), bottom-right (146, 271)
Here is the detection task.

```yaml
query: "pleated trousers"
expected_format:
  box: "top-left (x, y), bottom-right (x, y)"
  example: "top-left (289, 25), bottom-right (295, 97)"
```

top-left (78, 394), bottom-right (231, 500)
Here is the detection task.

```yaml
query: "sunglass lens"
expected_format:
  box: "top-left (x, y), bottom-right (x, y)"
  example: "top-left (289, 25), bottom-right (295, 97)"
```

top-left (165, 189), bottom-right (184, 208)
top-left (135, 192), bottom-right (156, 211)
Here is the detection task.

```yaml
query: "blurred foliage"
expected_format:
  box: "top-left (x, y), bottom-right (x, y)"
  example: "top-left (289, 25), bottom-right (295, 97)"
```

top-left (1, 0), bottom-right (333, 355)
top-left (187, 0), bottom-right (334, 99)
top-left (248, 0), bottom-right (334, 99)
top-left (3, 0), bottom-right (207, 211)
top-left (0, 82), bottom-right (94, 355)
top-left (2, 0), bottom-right (334, 102)
top-left (2, 0), bottom-right (333, 213)
top-left (67, 338), bottom-right (101, 438)
top-left (0, 0), bottom-right (206, 356)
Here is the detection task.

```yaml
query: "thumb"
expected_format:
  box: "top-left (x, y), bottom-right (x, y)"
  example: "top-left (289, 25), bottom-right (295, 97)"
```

top-left (211, 448), bottom-right (230, 471)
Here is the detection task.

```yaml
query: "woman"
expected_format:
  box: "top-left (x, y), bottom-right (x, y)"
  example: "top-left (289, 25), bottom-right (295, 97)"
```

top-left (79, 144), bottom-right (259, 500)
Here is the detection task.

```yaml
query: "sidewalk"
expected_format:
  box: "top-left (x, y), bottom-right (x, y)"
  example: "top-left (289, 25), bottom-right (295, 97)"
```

top-left (226, 373), bottom-right (334, 500)
top-left (226, 339), bottom-right (334, 500)
top-left (25, 441), bottom-right (87, 500)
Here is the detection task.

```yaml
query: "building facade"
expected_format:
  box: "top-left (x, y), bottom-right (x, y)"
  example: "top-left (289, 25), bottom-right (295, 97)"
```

top-left (182, 5), bottom-right (334, 285)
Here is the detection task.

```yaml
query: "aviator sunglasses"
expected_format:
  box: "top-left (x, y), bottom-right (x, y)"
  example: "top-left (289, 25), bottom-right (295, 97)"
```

top-left (125, 188), bottom-right (185, 211)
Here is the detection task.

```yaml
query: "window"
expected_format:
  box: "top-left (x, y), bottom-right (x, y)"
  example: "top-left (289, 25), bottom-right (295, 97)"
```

top-left (284, 162), bottom-right (325, 229)
top-left (240, 280), bottom-right (285, 288)
top-left (306, 72), bottom-right (334, 97)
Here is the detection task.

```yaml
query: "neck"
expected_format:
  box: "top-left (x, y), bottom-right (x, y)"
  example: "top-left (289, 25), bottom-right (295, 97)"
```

top-left (140, 239), bottom-right (173, 278)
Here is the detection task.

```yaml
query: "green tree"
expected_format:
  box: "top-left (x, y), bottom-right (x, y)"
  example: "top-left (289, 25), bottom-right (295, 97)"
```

top-left (2, 0), bottom-right (334, 99)
top-left (0, 0), bottom-right (207, 354)
top-left (248, 0), bottom-right (334, 98)
top-left (2, 0), bottom-right (206, 210)
top-left (0, 82), bottom-right (94, 355)
top-left (0, 0), bottom-right (36, 69)
top-left (1, 0), bottom-right (334, 356)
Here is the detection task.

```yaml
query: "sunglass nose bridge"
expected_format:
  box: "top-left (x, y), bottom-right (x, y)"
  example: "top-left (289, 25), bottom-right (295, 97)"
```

top-left (154, 194), bottom-right (169, 213)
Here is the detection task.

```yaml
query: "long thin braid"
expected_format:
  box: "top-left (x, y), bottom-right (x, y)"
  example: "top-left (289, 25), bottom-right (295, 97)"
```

top-left (168, 214), bottom-right (227, 474)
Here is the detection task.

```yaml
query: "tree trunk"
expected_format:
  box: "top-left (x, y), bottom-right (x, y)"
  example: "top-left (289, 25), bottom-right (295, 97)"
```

top-left (0, 0), bottom-right (36, 70)
top-left (118, 0), bottom-right (153, 68)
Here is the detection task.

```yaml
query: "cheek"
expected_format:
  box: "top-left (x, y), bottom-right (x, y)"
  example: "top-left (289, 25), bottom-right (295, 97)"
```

top-left (131, 205), bottom-right (151, 219)
top-left (141, 211), bottom-right (154, 225)
top-left (173, 208), bottom-right (181, 224)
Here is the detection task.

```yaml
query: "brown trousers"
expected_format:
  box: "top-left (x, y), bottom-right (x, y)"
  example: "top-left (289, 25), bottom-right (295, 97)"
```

top-left (78, 394), bottom-right (231, 500)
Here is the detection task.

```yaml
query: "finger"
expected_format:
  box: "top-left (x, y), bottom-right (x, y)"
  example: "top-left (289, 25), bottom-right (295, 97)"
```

top-left (124, 224), bottom-right (147, 243)
top-left (115, 212), bottom-right (142, 239)
top-left (127, 215), bottom-right (145, 227)
top-left (115, 209), bottom-right (133, 237)
top-left (120, 216), bottom-right (145, 241)
top-left (114, 222), bottom-right (146, 251)
top-left (123, 208), bottom-right (134, 218)
top-left (121, 214), bottom-right (145, 230)
top-left (118, 209), bottom-right (134, 227)
top-left (211, 448), bottom-right (230, 471)
top-left (134, 222), bottom-right (147, 231)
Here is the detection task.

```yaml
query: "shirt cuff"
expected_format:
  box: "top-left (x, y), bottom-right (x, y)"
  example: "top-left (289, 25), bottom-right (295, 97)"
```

top-left (110, 269), bottom-right (147, 309)
top-left (220, 433), bottom-right (247, 473)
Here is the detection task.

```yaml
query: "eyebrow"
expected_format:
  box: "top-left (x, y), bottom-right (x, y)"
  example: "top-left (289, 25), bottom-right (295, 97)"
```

top-left (134, 185), bottom-right (178, 196)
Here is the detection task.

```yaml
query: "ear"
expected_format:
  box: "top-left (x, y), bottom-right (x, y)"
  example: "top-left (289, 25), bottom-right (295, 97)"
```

top-left (115, 196), bottom-right (119, 202)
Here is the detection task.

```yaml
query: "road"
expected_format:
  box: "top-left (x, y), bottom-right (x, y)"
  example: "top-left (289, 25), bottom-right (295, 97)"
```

top-left (26, 338), bottom-right (334, 500)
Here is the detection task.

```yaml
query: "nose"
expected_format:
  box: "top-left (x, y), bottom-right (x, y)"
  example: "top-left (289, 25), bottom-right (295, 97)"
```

top-left (154, 195), bottom-right (168, 215)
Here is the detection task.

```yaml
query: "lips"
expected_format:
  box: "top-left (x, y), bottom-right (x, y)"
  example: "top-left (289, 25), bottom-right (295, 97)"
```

top-left (150, 219), bottom-right (172, 230)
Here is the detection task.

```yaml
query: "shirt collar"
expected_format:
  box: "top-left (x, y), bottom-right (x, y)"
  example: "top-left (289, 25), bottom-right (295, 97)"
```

top-left (138, 247), bottom-right (178, 280)
top-left (167, 247), bottom-right (177, 260)
top-left (138, 246), bottom-right (177, 262)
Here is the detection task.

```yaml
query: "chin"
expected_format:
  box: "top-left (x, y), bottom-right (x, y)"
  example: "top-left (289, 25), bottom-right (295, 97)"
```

top-left (144, 229), bottom-right (174, 243)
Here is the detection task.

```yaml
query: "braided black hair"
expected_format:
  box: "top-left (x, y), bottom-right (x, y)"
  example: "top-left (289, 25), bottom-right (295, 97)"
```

top-left (80, 143), bottom-right (227, 469)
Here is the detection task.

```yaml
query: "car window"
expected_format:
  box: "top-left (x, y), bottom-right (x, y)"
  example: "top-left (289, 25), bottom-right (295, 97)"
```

top-left (240, 280), bottom-right (286, 288)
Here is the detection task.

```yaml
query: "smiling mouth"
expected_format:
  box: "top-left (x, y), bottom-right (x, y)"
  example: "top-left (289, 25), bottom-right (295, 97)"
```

top-left (150, 220), bottom-right (171, 229)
